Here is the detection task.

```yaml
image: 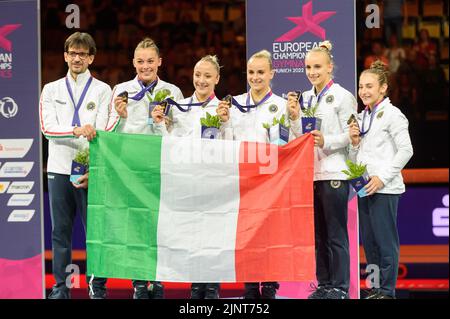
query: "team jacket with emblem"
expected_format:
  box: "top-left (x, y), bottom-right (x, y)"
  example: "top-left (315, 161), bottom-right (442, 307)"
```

top-left (39, 70), bottom-right (112, 175)
top-left (105, 77), bottom-right (183, 134)
top-left (291, 83), bottom-right (357, 181)
top-left (220, 90), bottom-right (288, 143)
top-left (154, 94), bottom-right (220, 138)
top-left (348, 97), bottom-right (413, 194)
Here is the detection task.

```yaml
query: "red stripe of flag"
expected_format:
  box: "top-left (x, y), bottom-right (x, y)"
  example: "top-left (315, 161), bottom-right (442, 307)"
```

top-left (235, 134), bottom-right (315, 282)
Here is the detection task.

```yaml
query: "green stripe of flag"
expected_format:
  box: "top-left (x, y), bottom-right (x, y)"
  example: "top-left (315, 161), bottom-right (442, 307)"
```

top-left (87, 130), bottom-right (162, 281)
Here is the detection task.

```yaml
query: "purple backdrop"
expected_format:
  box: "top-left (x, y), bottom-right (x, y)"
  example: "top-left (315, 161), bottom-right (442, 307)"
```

top-left (0, 0), bottom-right (44, 299)
top-left (246, 0), bottom-right (356, 96)
top-left (398, 186), bottom-right (448, 245)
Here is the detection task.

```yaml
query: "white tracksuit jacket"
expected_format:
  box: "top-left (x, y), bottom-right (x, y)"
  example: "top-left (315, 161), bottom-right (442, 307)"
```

top-left (106, 76), bottom-right (183, 134)
top-left (291, 83), bottom-right (358, 181)
top-left (348, 97), bottom-right (413, 194)
top-left (220, 90), bottom-right (288, 143)
top-left (39, 70), bottom-right (112, 175)
top-left (153, 94), bottom-right (221, 138)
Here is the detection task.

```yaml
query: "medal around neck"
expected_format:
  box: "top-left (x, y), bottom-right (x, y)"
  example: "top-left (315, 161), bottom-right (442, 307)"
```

top-left (301, 104), bottom-right (322, 133)
top-left (263, 114), bottom-right (290, 145)
top-left (200, 112), bottom-right (221, 139)
top-left (342, 160), bottom-right (369, 197)
top-left (70, 148), bottom-right (89, 184)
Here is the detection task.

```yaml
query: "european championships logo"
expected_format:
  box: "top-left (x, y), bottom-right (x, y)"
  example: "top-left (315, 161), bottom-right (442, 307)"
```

top-left (0, 24), bottom-right (21, 79)
top-left (272, 1), bottom-right (336, 73)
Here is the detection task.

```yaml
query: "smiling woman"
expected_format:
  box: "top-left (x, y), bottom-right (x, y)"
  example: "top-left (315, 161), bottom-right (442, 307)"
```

top-left (106, 37), bottom-right (183, 135)
top-left (133, 38), bottom-right (161, 86)
top-left (104, 37), bottom-right (184, 299)
top-left (152, 55), bottom-right (221, 139)
top-left (214, 49), bottom-right (304, 299)
top-left (349, 60), bottom-right (413, 299)
top-left (290, 40), bottom-right (358, 300)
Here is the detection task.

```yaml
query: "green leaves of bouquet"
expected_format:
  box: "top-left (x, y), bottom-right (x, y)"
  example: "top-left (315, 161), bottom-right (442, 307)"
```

top-left (302, 104), bottom-right (318, 118)
top-left (262, 114), bottom-right (290, 129)
top-left (148, 89), bottom-right (173, 102)
top-left (200, 112), bottom-right (221, 128)
top-left (74, 148), bottom-right (89, 166)
top-left (342, 160), bottom-right (367, 180)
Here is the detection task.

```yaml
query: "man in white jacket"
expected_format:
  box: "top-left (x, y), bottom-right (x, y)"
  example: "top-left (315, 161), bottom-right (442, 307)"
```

top-left (40, 32), bottom-right (111, 299)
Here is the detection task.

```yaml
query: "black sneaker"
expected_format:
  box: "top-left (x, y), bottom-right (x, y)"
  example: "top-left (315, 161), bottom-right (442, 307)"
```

top-left (150, 282), bottom-right (164, 299)
top-left (244, 287), bottom-right (261, 299)
top-left (88, 285), bottom-right (107, 299)
top-left (364, 289), bottom-right (380, 299)
top-left (204, 287), bottom-right (219, 299)
top-left (133, 284), bottom-right (150, 299)
top-left (307, 286), bottom-right (329, 299)
top-left (372, 292), bottom-right (395, 299)
top-left (191, 286), bottom-right (205, 299)
top-left (48, 285), bottom-right (71, 299)
top-left (261, 285), bottom-right (277, 299)
top-left (325, 288), bottom-right (349, 299)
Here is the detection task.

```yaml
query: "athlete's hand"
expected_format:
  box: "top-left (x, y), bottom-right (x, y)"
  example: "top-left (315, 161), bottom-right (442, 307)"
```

top-left (217, 100), bottom-right (230, 123)
top-left (311, 130), bottom-right (324, 148)
top-left (114, 96), bottom-right (128, 118)
top-left (287, 91), bottom-right (300, 121)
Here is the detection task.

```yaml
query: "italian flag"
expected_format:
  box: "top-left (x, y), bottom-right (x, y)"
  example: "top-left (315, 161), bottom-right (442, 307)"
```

top-left (87, 131), bottom-right (315, 282)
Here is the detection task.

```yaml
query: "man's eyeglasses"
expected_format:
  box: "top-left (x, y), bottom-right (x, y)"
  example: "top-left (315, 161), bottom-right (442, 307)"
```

top-left (66, 51), bottom-right (91, 59)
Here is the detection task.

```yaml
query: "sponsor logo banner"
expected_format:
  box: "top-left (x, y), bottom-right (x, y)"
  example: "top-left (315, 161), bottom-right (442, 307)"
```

top-left (398, 187), bottom-right (449, 244)
top-left (7, 210), bottom-right (35, 222)
top-left (7, 194), bottom-right (34, 207)
top-left (0, 162), bottom-right (34, 178)
top-left (0, 24), bottom-right (21, 79)
top-left (0, 139), bottom-right (33, 158)
top-left (0, 0), bottom-right (43, 299)
top-left (0, 97), bottom-right (19, 118)
top-left (6, 181), bottom-right (34, 194)
top-left (247, 0), bottom-right (356, 96)
top-left (0, 181), bottom-right (10, 194)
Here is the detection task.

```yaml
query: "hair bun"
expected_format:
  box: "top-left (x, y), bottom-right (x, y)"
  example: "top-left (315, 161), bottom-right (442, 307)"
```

top-left (319, 40), bottom-right (333, 52)
top-left (210, 55), bottom-right (219, 65)
top-left (370, 60), bottom-right (387, 72)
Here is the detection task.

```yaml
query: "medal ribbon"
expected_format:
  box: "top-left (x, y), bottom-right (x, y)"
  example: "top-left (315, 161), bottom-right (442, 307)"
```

top-left (300, 80), bottom-right (334, 110)
top-left (244, 90), bottom-right (273, 112)
top-left (129, 79), bottom-right (158, 101)
top-left (360, 97), bottom-right (386, 136)
top-left (66, 76), bottom-right (93, 127)
top-left (149, 93), bottom-right (216, 117)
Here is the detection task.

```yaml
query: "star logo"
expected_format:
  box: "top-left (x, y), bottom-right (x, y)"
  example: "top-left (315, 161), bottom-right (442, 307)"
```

top-left (0, 24), bottom-right (21, 52)
top-left (276, 1), bottom-right (336, 42)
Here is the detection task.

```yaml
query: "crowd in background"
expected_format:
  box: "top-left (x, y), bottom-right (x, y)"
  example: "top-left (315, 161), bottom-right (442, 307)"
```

top-left (42, 0), bottom-right (247, 98)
